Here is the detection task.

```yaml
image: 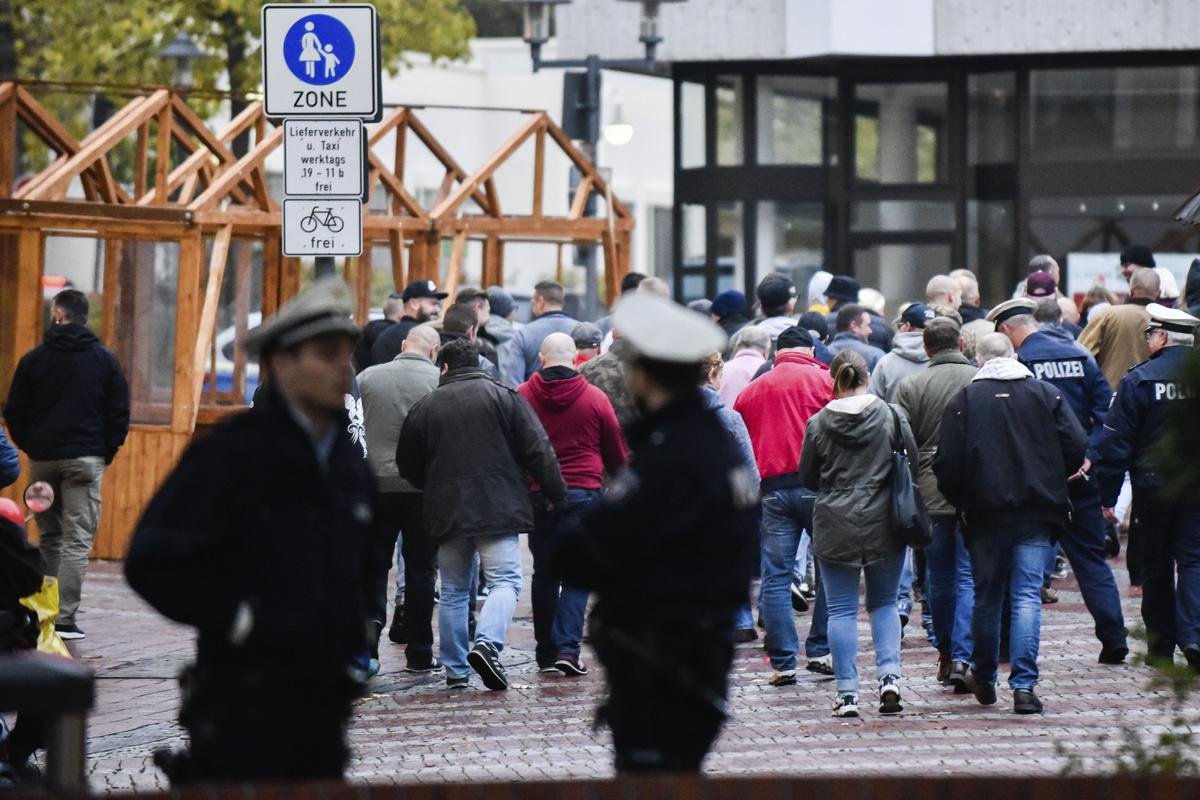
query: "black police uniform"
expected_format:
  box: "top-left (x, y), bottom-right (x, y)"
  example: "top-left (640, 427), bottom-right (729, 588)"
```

top-left (1017, 330), bottom-right (1127, 654)
top-left (552, 391), bottom-right (757, 773)
top-left (125, 385), bottom-right (379, 783)
top-left (1096, 344), bottom-right (1200, 660)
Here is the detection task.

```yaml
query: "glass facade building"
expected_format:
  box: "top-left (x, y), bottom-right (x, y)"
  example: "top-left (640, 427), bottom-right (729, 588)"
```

top-left (672, 54), bottom-right (1200, 305)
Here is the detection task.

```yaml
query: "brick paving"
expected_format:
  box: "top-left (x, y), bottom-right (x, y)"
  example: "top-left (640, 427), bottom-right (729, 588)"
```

top-left (56, 545), bottom-right (1182, 792)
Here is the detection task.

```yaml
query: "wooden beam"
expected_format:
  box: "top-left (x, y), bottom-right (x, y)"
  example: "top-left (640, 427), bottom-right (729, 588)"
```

top-left (389, 228), bottom-right (405, 289)
top-left (407, 112), bottom-right (493, 215)
top-left (14, 229), bottom-right (43, 362)
top-left (367, 150), bottom-right (426, 219)
top-left (569, 176), bottom-right (594, 220)
top-left (155, 103), bottom-right (172, 203)
top-left (190, 225), bottom-right (231, 428)
top-left (485, 178), bottom-right (502, 219)
top-left (102, 239), bottom-right (122, 346)
top-left (218, 101), bottom-right (266, 146)
top-left (172, 232), bottom-right (203, 433)
top-left (28, 90), bottom-right (168, 201)
top-left (188, 126), bottom-right (283, 211)
top-left (482, 234), bottom-right (503, 288)
top-left (543, 117), bottom-right (632, 219)
top-left (0, 86), bottom-right (14, 199)
top-left (367, 106), bottom-right (410, 146)
top-left (445, 231), bottom-right (467, 300)
top-left (429, 113), bottom-right (541, 223)
top-left (532, 127), bottom-right (545, 219)
top-left (134, 122), bottom-right (150, 200)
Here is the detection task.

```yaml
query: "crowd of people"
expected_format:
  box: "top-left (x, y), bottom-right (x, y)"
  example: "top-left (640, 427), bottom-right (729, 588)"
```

top-left (5, 243), bottom-right (1196, 782)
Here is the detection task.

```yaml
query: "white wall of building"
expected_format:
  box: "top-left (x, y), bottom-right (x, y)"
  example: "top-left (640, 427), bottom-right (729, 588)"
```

top-left (556, 0), bottom-right (1199, 62)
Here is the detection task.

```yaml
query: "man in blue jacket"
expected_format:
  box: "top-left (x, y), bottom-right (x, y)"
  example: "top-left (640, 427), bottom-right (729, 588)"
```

top-left (0, 427), bottom-right (18, 488)
top-left (503, 281), bottom-right (579, 387)
top-left (1095, 304), bottom-right (1200, 670)
top-left (993, 299), bottom-right (1128, 664)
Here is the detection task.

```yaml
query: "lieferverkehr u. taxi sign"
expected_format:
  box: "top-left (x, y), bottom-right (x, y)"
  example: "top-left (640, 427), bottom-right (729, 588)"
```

top-left (261, 3), bottom-right (380, 120)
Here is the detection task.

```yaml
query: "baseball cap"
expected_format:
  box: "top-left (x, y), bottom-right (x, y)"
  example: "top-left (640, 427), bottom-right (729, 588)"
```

top-left (1025, 271), bottom-right (1058, 299)
top-left (895, 302), bottom-right (936, 329)
top-left (401, 279), bottom-right (449, 302)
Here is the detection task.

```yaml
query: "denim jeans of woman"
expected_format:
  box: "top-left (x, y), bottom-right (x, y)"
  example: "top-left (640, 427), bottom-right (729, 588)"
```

top-left (819, 550), bottom-right (905, 694)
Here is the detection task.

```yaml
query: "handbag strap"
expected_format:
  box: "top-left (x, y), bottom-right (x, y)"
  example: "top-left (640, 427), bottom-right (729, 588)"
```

top-left (886, 403), bottom-right (904, 456)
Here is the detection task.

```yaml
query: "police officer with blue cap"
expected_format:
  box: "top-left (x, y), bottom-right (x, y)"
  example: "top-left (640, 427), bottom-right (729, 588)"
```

top-left (1095, 303), bottom-right (1200, 670)
top-left (990, 298), bottom-right (1129, 664)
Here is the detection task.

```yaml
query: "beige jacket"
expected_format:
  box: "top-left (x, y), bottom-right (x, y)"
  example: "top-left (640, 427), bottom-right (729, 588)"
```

top-left (1078, 301), bottom-right (1152, 390)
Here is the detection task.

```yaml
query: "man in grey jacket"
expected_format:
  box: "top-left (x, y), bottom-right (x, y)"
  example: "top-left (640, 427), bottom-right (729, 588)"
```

top-left (892, 317), bottom-right (978, 692)
top-left (871, 303), bottom-right (935, 402)
top-left (504, 281), bottom-right (579, 387)
top-left (358, 324), bottom-right (442, 672)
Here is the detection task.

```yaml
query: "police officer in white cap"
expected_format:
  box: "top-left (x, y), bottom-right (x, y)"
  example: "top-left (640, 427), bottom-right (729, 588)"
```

top-left (552, 292), bottom-right (758, 773)
top-left (126, 278), bottom-right (379, 783)
top-left (1096, 303), bottom-right (1200, 670)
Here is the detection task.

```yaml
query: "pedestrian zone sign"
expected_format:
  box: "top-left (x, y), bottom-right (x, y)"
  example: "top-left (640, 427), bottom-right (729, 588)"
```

top-left (262, 4), bottom-right (379, 120)
top-left (282, 199), bottom-right (363, 257)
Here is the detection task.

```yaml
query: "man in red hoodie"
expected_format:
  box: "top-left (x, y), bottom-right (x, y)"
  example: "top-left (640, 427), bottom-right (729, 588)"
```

top-left (734, 326), bottom-right (833, 686)
top-left (518, 332), bottom-right (628, 675)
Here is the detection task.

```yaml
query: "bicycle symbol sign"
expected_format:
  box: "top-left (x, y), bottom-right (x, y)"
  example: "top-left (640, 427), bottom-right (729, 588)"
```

top-left (283, 199), bottom-right (362, 257)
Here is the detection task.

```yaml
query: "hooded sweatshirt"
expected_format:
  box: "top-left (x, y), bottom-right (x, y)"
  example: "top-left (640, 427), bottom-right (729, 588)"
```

top-left (4, 323), bottom-right (130, 463)
top-left (517, 366), bottom-right (627, 491)
top-left (869, 330), bottom-right (929, 401)
top-left (799, 394), bottom-right (916, 567)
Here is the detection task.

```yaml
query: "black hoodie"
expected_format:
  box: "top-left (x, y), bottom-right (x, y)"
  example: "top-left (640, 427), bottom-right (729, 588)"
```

top-left (3, 323), bottom-right (130, 463)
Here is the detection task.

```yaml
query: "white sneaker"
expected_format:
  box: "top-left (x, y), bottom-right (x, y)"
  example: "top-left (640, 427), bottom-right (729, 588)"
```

top-left (806, 654), bottom-right (834, 676)
top-left (879, 674), bottom-right (903, 714)
top-left (833, 693), bottom-right (859, 718)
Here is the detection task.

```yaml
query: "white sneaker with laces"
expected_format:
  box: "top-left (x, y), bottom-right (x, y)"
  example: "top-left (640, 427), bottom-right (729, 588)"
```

top-left (833, 693), bottom-right (859, 718)
top-left (879, 674), bottom-right (903, 714)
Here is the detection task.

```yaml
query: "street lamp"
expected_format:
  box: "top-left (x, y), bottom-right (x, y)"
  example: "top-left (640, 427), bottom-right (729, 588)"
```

top-left (157, 32), bottom-right (205, 89)
top-left (505, 0), bottom-right (685, 317)
top-left (603, 101), bottom-right (634, 146)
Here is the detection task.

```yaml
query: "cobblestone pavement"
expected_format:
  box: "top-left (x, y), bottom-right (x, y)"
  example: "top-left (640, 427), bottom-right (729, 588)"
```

top-left (63, 544), bottom-right (1179, 792)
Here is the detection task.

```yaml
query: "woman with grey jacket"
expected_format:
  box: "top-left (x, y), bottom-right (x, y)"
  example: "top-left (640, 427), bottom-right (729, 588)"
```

top-left (799, 350), bottom-right (918, 718)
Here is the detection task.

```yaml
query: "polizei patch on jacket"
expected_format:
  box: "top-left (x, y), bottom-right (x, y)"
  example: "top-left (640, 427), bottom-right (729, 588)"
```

top-left (1153, 381), bottom-right (1194, 401)
top-left (1031, 360), bottom-right (1085, 380)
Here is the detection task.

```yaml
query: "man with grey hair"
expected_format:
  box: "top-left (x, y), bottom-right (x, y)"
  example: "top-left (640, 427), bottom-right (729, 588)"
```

top-left (974, 332), bottom-right (1014, 366)
top-left (1079, 267), bottom-right (1161, 390)
top-left (935, 310), bottom-right (1087, 714)
top-left (358, 323), bottom-right (443, 672)
top-left (992, 299), bottom-right (1128, 663)
top-left (1096, 303), bottom-right (1200, 670)
top-left (719, 326), bottom-right (770, 406)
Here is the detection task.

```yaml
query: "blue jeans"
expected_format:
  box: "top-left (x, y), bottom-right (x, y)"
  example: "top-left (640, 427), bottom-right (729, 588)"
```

top-left (438, 534), bottom-right (523, 679)
top-left (760, 486), bottom-right (815, 671)
top-left (966, 525), bottom-right (1053, 690)
top-left (1060, 479), bottom-right (1127, 649)
top-left (926, 514), bottom-right (974, 663)
top-left (819, 551), bottom-right (905, 694)
top-left (531, 488), bottom-right (598, 665)
top-left (805, 562), bottom-right (829, 658)
top-left (897, 548), bottom-right (914, 619)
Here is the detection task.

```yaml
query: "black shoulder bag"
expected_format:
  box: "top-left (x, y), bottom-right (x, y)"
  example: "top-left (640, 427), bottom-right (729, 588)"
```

top-left (887, 404), bottom-right (933, 549)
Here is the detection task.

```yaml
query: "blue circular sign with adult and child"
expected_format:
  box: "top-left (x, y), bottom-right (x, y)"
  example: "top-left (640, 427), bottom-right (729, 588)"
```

top-left (283, 14), bottom-right (356, 86)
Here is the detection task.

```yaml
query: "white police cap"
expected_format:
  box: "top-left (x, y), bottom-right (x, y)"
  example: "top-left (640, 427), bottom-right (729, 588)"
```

top-left (612, 291), bottom-right (728, 363)
top-left (1146, 303), bottom-right (1200, 335)
top-left (244, 276), bottom-right (359, 356)
top-left (986, 297), bottom-right (1038, 328)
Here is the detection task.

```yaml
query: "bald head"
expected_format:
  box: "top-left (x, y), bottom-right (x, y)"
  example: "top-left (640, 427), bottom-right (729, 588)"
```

top-left (976, 332), bottom-right (1014, 366)
top-left (402, 323), bottom-right (442, 361)
top-left (539, 332), bottom-right (578, 369)
top-left (1129, 267), bottom-right (1161, 300)
top-left (638, 277), bottom-right (670, 298)
top-left (926, 274), bottom-right (962, 309)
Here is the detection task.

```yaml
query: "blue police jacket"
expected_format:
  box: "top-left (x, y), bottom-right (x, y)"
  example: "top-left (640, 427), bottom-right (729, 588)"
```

top-left (1017, 330), bottom-right (1112, 459)
top-left (1095, 344), bottom-right (1192, 505)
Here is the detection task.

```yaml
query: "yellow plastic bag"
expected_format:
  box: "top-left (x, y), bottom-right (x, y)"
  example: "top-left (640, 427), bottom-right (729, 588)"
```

top-left (19, 577), bottom-right (71, 658)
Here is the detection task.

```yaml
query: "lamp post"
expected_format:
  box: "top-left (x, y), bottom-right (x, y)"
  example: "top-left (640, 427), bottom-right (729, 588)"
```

top-left (156, 32), bottom-right (205, 89)
top-left (505, 0), bottom-right (684, 318)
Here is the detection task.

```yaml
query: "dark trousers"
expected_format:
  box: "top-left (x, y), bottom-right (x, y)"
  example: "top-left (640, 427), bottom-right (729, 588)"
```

top-left (373, 492), bottom-right (437, 665)
top-left (1061, 479), bottom-right (1128, 649)
top-left (530, 489), bottom-right (599, 667)
top-left (594, 614), bottom-right (733, 774)
top-left (1133, 488), bottom-right (1200, 658)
